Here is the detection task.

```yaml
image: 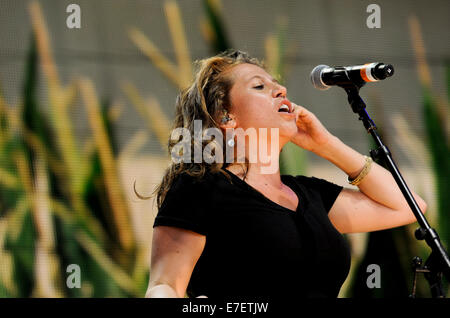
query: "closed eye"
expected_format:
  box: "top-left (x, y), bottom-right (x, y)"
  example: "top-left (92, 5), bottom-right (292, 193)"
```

top-left (253, 84), bottom-right (264, 90)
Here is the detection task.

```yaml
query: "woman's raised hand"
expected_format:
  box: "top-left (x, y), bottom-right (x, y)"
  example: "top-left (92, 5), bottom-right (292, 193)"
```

top-left (290, 103), bottom-right (335, 155)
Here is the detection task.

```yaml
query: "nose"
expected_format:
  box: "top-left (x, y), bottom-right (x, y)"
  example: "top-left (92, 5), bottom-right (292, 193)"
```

top-left (273, 83), bottom-right (287, 98)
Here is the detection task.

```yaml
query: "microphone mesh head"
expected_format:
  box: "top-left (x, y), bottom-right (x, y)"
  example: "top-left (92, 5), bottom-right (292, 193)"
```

top-left (310, 65), bottom-right (330, 90)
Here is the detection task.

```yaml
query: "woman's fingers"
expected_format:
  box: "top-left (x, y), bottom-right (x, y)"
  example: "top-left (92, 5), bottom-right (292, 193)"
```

top-left (292, 103), bottom-right (315, 127)
top-left (292, 102), bottom-right (305, 114)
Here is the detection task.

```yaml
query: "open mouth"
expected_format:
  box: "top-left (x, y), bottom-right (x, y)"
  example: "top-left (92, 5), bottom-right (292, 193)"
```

top-left (277, 99), bottom-right (292, 113)
top-left (278, 104), bottom-right (291, 113)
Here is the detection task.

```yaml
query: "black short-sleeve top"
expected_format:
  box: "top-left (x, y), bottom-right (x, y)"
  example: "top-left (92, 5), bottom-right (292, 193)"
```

top-left (153, 169), bottom-right (351, 298)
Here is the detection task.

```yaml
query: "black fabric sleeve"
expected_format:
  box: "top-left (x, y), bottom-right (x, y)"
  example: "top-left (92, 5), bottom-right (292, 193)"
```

top-left (153, 173), bottom-right (210, 235)
top-left (296, 176), bottom-right (344, 213)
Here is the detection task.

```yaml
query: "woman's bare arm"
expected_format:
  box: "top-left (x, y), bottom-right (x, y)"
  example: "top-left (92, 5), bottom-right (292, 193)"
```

top-left (146, 226), bottom-right (206, 298)
top-left (323, 136), bottom-right (427, 234)
top-left (290, 104), bottom-right (427, 234)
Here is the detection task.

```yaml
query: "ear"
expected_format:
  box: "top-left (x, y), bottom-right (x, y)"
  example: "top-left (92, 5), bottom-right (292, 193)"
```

top-left (218, 112), bottom-right (237, 130)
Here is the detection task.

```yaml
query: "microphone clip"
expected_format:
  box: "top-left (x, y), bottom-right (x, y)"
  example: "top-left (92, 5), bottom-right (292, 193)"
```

top-left (339, 83), bottom-right (366, 114)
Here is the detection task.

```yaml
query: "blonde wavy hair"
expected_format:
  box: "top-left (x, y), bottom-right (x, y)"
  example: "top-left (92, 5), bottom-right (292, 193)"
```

top-left (136, 50), bottom-right (264, 208)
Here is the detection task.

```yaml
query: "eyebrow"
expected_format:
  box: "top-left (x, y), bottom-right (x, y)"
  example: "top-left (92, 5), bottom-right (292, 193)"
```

top-left (249, 75), bottom-right (279, 84)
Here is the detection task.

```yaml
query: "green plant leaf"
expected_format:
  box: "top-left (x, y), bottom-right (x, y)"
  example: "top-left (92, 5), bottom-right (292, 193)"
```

top-left (203, 0), bottom-right (231, 53)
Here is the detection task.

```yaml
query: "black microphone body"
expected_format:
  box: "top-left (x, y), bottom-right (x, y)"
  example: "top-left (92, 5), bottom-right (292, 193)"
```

top-left (311, 63), bottom-right (394, 90)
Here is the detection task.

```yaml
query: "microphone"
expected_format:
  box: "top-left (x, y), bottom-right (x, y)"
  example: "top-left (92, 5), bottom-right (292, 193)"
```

top-left (310, 63), bottom-right (394, 90)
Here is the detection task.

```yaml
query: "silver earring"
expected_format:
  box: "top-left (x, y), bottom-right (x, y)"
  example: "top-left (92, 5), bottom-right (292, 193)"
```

top-left (221, 109), bottom-right (232, 124)
top-left (227, 137), bottom-right (235, 147)
top-left (221, 114), bottom-right (232, 124)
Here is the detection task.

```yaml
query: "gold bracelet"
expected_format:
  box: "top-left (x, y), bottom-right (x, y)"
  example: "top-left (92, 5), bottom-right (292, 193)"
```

top-left (347, 156), bottom-right (373, 186)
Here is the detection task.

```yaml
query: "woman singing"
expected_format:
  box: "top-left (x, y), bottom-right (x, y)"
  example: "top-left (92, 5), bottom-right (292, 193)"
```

top-left (145, 50), bottom-right (427, 298)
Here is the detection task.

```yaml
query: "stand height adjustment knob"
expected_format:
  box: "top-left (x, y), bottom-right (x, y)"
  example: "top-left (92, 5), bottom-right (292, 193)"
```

top-left (412, 256), bottom-right (423, 268)
top-left (369, 149), bottom-right (379, 160)
top-left (415, 227), bottom-right (427, 240)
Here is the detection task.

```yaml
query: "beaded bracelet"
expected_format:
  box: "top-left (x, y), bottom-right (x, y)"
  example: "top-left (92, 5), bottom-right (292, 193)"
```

top-left (347, 156), bottom-right (373, 186)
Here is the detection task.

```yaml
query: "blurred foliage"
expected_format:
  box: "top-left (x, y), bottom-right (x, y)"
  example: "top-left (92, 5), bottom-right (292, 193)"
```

top-left (409, 15), bottom-right (450, 296)
top-left (423, 75), bottom-right (450, 254)
top-left (0, 1), bottom-right (142, 297)
top-left (202, 0), bottom-right (231, 54)
top-left (420, 68), bottom-right (450, 295)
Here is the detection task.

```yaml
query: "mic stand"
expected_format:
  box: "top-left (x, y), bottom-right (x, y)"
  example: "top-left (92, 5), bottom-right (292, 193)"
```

top-left (341, 83), bottom-right (450, 298)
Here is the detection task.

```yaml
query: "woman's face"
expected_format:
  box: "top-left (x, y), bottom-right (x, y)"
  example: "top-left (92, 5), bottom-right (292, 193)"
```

top-left (227, 63), bottom-right (298, 146)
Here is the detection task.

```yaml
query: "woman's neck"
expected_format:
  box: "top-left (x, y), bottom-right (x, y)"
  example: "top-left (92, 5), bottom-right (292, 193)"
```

top-left (226, 159), bottom-right (283, 189)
